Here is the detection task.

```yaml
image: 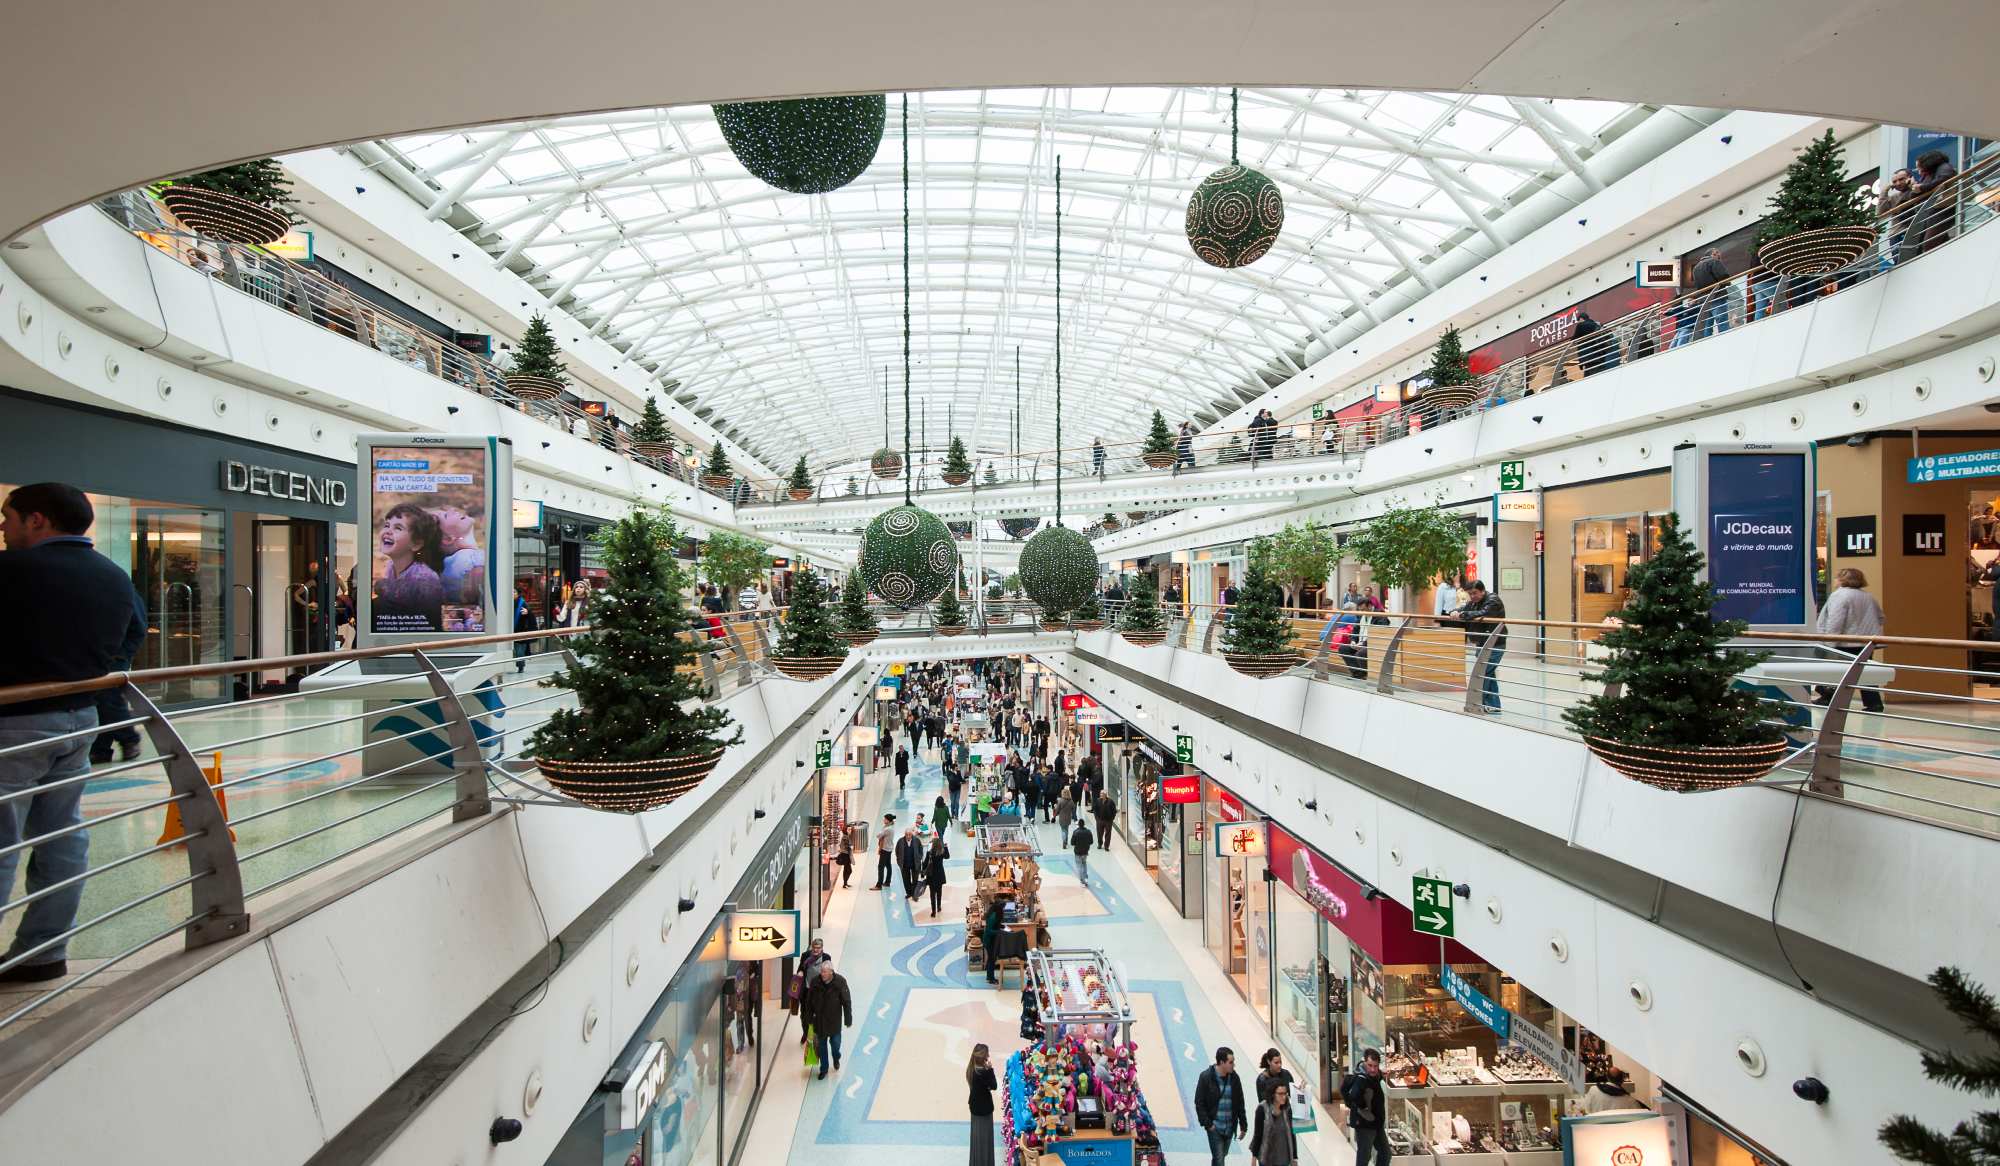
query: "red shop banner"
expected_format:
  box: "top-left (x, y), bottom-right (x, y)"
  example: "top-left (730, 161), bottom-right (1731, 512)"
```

top-left (1060, 693), bottom-right (1097, 711)
top-left (1160, 775), bottom-right (1201, 804)
top-left (1267, 826), bottom-right (1480, 966)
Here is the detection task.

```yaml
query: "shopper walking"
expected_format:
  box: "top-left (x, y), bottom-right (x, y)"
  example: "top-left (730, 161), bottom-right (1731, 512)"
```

top-left (981, 898), bottom-right (1005, 985)
top-left (896, 827), bottom-right (924, 901)
top-left (873, 817), bottom-right (895, 890)
top-left (834, 834), bottom-right (853, 887)
top-left (1254, 1048), bottom-right (1296, 1105)
top-left (932, 795), bottom-right (952, 838)
top-left (1092, 789), bottom-right (1117, 851)
top-left (923, 836), bottom-right (950, 917)
top-left (1249, 1081), bottom-right (1299, 1166)
top-left (1176, 420), bottom-right (1197, 469)
top-left (946, 759), bottom-right (965, 821)
top-left (1451, 580), bottom-right (1508, 714)
top-left (1813, 567), bottom-right (1887, 712)
top-left (1675, 248), bottom-right (1731, 346)
top-left (1195, 1047), bottom-right (1249, 1166)
top-left (967, 1043), bottom-right (999, 1166)
top-left (1341, 1049), bottom-right (1392, 1166)
top-left (801, 961), bottom-right (853, 1080)
top-left (895, 744), bottom-right (910, 792)
top-left (1091, 437), bottom-right (1106, 477)
top-left (1069, 817), bottom-right (1095, 885)
top-left (0, 483), bottom-right (145, 983)
top-left (1055, 787), bottom-right (1077, 838)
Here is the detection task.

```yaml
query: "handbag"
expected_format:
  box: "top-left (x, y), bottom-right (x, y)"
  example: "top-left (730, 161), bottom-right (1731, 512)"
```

top-left (802, 1024), bottom-right (818, 1068)
top-left (1291, 1096), bottom-right (1318, 1133)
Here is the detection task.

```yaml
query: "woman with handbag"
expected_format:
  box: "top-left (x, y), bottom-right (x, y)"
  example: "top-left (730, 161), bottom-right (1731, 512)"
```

top-left (1249, 1080), bottom-right (1300, 1166)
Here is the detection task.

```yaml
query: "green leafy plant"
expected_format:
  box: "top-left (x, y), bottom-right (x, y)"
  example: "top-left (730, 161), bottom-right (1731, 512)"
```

top-left (1143, 410), bottom-right (1175, 458)
top-left (1562, 513), bottom-right (1781, 749)
top-left (787, 456), bottom-right (813, 495)
top-left (934, 586), bottom-right (966, 627)
top-left (1072, 593), bottom-right (1102, 623)
top-left (511, 313), bottom-right (569, 387)
top-left (1880, 966), bottom-right (2000, 1165)
top-left (168, 160), bottom-right (296, 217)
top-left (944, 436), bottom-right (973, 479)
top-left (1423, 325), bottom-right (1474, 389)
top-left (1758, 128), bottom-right (1873, 244)
top-left (773, 569), bottom-right (847, 659)
top-left (1258, 521), bottom-right (1338, 606)
top-left (703, 444), bottom-right (732, 482)
top-left (529, 509), bottom-right (739, 763)
top-left (987, 582), bottom-right (1005, 600)
top-left (1221, 558), bottom-right (1293, 655)
top-left (1344, 503), bottom-right (1468, 594)
top-left (839, 571), bottom-right (878, 633)
top-left (1003, 573), bottom-right (1021, 595)
top-left (1120, 574), bottom-right (1165, 633)
top-left (701, 531), bottom-right (767, 598)
top-left (632, 397), bottom-right (670, 445)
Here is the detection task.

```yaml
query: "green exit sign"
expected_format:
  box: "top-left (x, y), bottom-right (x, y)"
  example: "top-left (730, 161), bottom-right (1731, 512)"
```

top-left (1176, 735), bottom-right (1195, 764)
top-left (1499, 461), bottom-right (1526, 492)
top-left (814, 739), bottom-right (833, 769)
top-left (1311, 403), bottom-right (1326, 420)
top-left (1411, 876), bottom-right (1455, 937)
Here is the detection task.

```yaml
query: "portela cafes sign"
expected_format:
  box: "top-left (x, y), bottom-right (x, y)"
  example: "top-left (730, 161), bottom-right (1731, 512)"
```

top-left (220, 460), bottom-right (348, 508)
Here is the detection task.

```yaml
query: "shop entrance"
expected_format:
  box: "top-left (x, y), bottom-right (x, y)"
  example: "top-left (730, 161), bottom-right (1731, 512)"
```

top-left (249, 517), bottom-right (333, 693)
top-left (131, 507), bottom-right (229, 706)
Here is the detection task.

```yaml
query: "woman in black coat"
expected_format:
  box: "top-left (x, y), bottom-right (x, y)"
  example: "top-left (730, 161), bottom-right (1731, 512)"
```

top-left (922, 838), bottom-right (950, 918)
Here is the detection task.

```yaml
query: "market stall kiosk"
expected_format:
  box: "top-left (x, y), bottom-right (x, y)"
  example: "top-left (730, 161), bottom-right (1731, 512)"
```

top-left (969, 824), bottom-right (1047, 975)
top-left (1003, 949), bottom-right (1163, 1166)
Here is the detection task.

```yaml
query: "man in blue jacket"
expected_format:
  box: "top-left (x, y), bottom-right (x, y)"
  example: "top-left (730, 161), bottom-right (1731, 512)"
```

top-left (0, 483), bottom-right (144, 982)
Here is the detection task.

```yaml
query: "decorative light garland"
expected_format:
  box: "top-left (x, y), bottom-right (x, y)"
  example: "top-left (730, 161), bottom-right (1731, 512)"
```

top-left (1185, 88), bottom-right (1285, 269)
top-left (713, 95), bottom-right (886, 195)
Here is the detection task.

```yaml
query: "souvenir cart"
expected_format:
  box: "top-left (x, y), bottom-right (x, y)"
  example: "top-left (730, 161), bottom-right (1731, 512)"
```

top-left (969, 825), bottom-right (1048, 968)
top-left (1001, 949), bottom-right (1161, 1166)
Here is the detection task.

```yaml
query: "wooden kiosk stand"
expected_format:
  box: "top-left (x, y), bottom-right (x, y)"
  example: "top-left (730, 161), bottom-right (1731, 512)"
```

top-left (969, 823), bottom-right (1048, 976)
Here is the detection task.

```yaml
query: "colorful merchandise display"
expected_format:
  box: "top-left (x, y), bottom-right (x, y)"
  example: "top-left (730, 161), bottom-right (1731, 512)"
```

top-left (998, 949), bottom-right (1160, 1165)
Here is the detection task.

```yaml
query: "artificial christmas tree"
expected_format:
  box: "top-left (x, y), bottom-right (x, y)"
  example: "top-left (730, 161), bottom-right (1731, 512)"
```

top-left (1757, 128), bottom-right (1876, 276)
top-left (508, 314), bottom-right (569, 401)
top-left (529, 509), bottom-right (740, 811)
top-left (1220, 556), bottom-right (1300, 677)
top-left (786, 456), bottom-right (814, 501)
top-left (1562, 512), bottom-right (1786, 791)
top-left (933, 586), bottom-right (967, 635)
top-left (630, 397), bottom-right (674, 460)
top-left (1879, 966), bottom-right (2000, 1165)
top-left (769, 568), bottom-right (847, 680)
top-left (942, 436), bottom-right (973, 485)
top-left (837, 571), bottom-right (879, 646)
top-left (1119, 574), bottom-right (1168, 647)
top-left (159, 160), bottom-right (297, 245)
top-left (701, 444), bottom-right (732, 490)
top-left (1141, 410), bottom-right (1176, 469)
top-left (1070, 593), bottom-right (1104, 631)
top-left (1419, 324), bottom-right (1479, 412)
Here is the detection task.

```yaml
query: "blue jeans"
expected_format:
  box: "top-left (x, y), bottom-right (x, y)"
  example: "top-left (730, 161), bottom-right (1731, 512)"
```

top-left (0, 707), bottom-right (98, 966)
top-left (1353, 1125), bottom-right (1392, 1166)
top-left (1693, 295), bottom-right (1731, 340)
top-left (814, 1027), bottom-right (843, 1073)
top-left (1751, 275), bottom-right (1778, 319)
top-left (1478, 647), bottom-right (1505, 711)
top-left (1208, 1126), bottom-right (1235, 1166)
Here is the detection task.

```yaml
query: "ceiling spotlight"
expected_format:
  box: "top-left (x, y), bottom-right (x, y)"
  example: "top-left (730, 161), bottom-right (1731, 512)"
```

top-left (1303, 799), bottom-right (1318, 811)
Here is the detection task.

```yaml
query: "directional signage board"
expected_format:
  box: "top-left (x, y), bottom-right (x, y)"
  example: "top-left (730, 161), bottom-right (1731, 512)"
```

top-left (1411, 875), bottom-right (1455, 937)
top-left (725, 909), bottom-right (801, 961)
top-left (1441, 965), bottom-right (1508, 1037)
top-left (814, 739), bottom-right (833, 769)
top-left (1909, 448), bottom-right (2000, 482)
top-left (1499, 460), bottom-right (1527, 492)
top-left (823, 765), bottom-right (863, 793)
top-left (1176, 734), bottom-right (1195, 764)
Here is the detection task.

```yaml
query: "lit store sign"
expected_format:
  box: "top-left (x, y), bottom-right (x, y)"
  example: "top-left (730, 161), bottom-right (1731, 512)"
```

top-left (220, 461), bottom-right (348, 508)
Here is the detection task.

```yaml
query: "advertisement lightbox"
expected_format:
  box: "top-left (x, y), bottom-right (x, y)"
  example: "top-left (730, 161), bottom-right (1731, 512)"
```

top-left (354, 433), bottom-right (513, 646)
top-left (1670, 443), bottom-right (1815, 631)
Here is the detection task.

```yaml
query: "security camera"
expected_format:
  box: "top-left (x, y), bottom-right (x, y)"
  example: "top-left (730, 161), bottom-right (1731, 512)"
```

top-left (1453, 883), bottom-right (1472, 900)
top-left (1792, 1078), bottom-right (1830, 1105)
top-left (490, 1118), bottom-right (524, 1144)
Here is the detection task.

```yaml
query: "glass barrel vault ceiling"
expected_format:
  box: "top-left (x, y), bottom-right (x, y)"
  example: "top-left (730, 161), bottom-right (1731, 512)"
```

top-left (372, 88), bottom-right (1666, 470)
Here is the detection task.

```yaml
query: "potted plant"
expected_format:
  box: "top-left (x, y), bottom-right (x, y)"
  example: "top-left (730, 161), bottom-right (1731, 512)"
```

top-left (1039, 607), bottom-right (1070, 632)
top-left (507, 313), bottom-right (569, 402)
top-left (1128, 511), bottom-right (1149, 523)
top-left (630, 396), bottom-right (675, 460)
top-left (700, 444), bottom-right (733, 491)
top-left (1100, 512), bottom-right (1122, 532)
top-left (529, 509), bottom-right (741, 811)
top-left (768, 568), bottom-right (847, 680)
top-left (933, 587), bottom-right (967, 636)
top-left (1562, 514), bottom-right (1788, 791)
top-left (1261, 521), bottom-right (1339, 609)
top-left (1418, 325), bottom-right (1479, 412)
top-left (785, 456), bottom-right (815, 502)
top-left (1343, 502), bottom-right (1470, 614)
top-left (158, 160), bottom-right (297, 246)
top-left (1070, 593), bottom-right (1104, 631)
top-left (1755, 128), bottom-right (1877, 277)
top-left (1119, 574), bottom-right (1168, 647)
top-left (837, 571), bottom-right (879, 646)
top-left (941, 436), bottom-right (974, 486)
top-left (701, 531), bottom-right (766, 609)
top-left (1220, 553), bottom-right (1301, 677)
top-left (1141, 410), bottom-right (1177, 469)
top-left (870, 447), bottom-right (904, 479)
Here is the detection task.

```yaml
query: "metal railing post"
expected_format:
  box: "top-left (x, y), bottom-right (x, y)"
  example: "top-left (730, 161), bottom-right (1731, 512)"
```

top-left (413, 650), bottom-right (491, 822)
top-left (1170, 616), bottom-right (1188, 648)
top-left (1808, 643), bottom-right (1876, 798)
top-left (1201, 614), bottom-right (1220, 653)
top-left (126, 685), bottom-right (250, 948)
top-left (1464, 626), bottom-right (1503, 714)
top-left (698, 645), bottom-right (722, 698)
top-left (1375, 619), bottom-right (1417, 695)
top-left (724, 621), bottom-right (755, 686)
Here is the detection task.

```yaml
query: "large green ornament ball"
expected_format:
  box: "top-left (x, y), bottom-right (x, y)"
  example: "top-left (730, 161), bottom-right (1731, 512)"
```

top-left (714, 95), bottom-right (887, 195)
top-left (1185, 165), bottom-right (1285, 269)
top-left (860, 505), bottom-right (958, 609)
top-left (1019, 525), bottom-right (1098, 615)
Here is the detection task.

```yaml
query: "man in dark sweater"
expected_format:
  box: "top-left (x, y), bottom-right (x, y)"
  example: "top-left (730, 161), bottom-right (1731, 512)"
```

top-left (0, 484), bottom-right (145, 982)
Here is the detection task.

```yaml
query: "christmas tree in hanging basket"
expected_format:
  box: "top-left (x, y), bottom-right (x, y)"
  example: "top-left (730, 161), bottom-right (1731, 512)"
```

top-left (507, 314), bottom-right (569, 402)
top-left (159, 159), bottom-right (297, 246)
top-left (1141, 410), bottom-right (1177, 469)
top-left (1071, 592), bottom-right (1104, 631)
top-left (933, 586), bottom-right (967, 636)
top-left (1221, 554), bottom-right (1302, 678)
top-left (871, 447), bottom-right (904, 479)
top-left (1756, 129), bottom-right (1877, 277)
top-left (1562, 513), bottom-right (1788, 792)
top-left (1101, 512), bottom-right (1122, 532)
top-left (1419, 325), bottom-right (1479, 412)
top-left (941, 436), bottom-right (974, 485)
top-left (701, 444), bottom-right (733, 490)
top-left (529, 509), bottom-right (741, 812)
top-left (837, 571), bottom-right (880, 646)
top-left (769, 568), bottom-right (847, 680)
top-left (1119, 574), bottom-right (1168, 647)
top-left (786, 456), bottom-right (814, 502)
top-left (630, 397), bottom-right (674, 460)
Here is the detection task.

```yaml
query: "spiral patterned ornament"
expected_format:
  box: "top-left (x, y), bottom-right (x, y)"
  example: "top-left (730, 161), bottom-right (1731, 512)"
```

top-left (713, 95), bottom-right (887, 195)
top-left (859, 505), bottom-right (958, 609)
top-left (1018, 525), bottom-right (1098, 617)
top-left (1185, 165), bottom-right (1285, 269)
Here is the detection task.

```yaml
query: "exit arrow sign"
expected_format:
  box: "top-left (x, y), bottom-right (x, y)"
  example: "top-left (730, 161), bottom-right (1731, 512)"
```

top-left (815, 739), bottom-right (833, 769)
top-left (1411, 875), bottom-right (1455, 938)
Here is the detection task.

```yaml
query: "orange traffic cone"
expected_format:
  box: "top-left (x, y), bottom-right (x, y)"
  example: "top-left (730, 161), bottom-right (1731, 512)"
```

top-left (157, 752), bottom-right (236, 845)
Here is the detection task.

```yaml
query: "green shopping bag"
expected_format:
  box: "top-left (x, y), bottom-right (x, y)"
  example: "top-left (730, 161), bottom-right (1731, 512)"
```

top-left (1291, 1095), bottom-right (1318, 1133)
top-left (802, 1024), bottom-right (818, 1069)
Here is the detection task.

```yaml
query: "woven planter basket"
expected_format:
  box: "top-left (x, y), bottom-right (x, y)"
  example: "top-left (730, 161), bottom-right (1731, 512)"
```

top-left (1141, 451), bottom-right (1176, 469)
top-left (1127, 512), bottom-right (1148, 523)
top-left (1223, 650), bottom-right (1304, 679)
top-left (1071, 619), bottom-right (1105, 632)
top-left (538, 748), bottom-right (725, 813)
top-left (1422, 384), bottom-right (1479, 411)
top-left (630, 440), bottom-right (675, 459)
top-left (700, 474), bottom-right (733, 490)
top-left (941, 470), bottom-right (972, 486)
top-left (787, 488), bottom-right (813, 502)
top-left (771, 656), bottom-right (844, 682)
top-left (507, 374), bottom-right (565, 402)
top-left (935, 624), bottom-right (966, 637)
top-left (159, 185), bottom-right (293, 246)
top-left (1585, 736), bottom-right (1788, 793)
top-left (836, 628), bottom-right (879, 647)
top-left (1756, 225), bottom-right (1878, 278)
top-left (1039, 619), bottom-right (1069, 632)
top-left (1120, 628), bottom-right (1168, 647)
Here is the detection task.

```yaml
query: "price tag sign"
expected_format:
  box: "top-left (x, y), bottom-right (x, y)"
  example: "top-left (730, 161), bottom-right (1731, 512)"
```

top-left (1411, 875), bottom-right (1455, 937)
top-left (1175, 735), bottom-right (1195, 764)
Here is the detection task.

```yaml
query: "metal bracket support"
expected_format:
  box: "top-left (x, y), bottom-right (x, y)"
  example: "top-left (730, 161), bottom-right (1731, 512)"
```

top-left (127, 685), bottom-right (251, 948)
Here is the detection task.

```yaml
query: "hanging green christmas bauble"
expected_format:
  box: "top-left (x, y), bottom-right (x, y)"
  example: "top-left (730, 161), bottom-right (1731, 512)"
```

top-left (1019, 525), bottom-right (1097, 615)
top-left (860, 505), bottom-right (958, 608)
top-left (1185, 165), bottom-right (1284, 269)
top-left (713, 95), bottom-right (887, 195)
top-left (999, 516), bottom-right (1041, 540)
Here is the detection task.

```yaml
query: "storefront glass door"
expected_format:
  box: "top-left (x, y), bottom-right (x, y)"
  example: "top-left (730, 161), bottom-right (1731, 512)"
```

top-left (132, 507), bottom-right (228, 706)
top-left (251, 517), bottom-right (331, 692)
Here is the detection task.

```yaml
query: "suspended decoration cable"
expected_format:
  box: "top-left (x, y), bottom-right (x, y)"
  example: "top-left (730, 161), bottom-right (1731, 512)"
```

top-left (1185, 86), bottom-right (1285, 269)
top-left (859, 95), bottom-right (957, 610)
top-left (1001, 343), bottom-right (1038, 539)
top-left (1019, 155), bottom-right (1099, 619)
top-left (872, 367), bottom-right (901, 478)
